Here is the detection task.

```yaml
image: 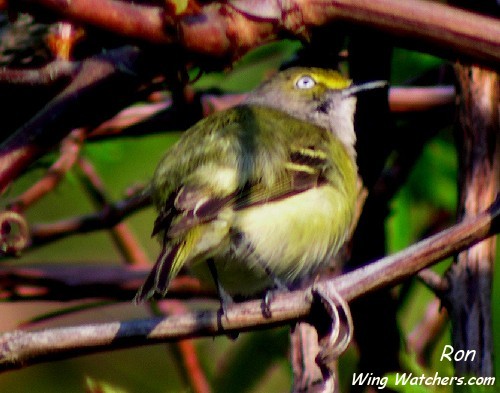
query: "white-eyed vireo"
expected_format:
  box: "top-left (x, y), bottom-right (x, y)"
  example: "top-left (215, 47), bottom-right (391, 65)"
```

top-left (135, 67), bottom-right (386, 306)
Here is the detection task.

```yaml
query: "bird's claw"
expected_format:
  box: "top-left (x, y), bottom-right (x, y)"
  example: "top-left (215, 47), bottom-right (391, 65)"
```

top-left (310, 282), bottom-right (353, 363)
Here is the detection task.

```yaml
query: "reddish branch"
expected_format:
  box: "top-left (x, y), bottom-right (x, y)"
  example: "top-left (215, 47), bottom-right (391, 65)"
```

top-left (85, 86), bottom-right (453, 140)
top-left (76, 158), bottom-right (151, 267)
top-left (159, 301), bottom-right (211, 393)
top-left (22, 0), bottom-right (169, 44)
top-left (388, 86), bottom-right (455, 113)
top-left (19, 0), bottom-right (500, 65)
top-left (8, 129), bottom-right (86, 212)
top-left (0, 196), bottom-right (497, 371)
top-left (407, 298), bottom-right (448, 366)
top-left (0, 264), bottom-right (207, 301)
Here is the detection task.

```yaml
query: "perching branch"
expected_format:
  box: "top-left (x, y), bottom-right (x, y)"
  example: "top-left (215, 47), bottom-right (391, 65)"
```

top-left (19, 0), bottom-right (500, 65)
top-left (0, 196), bottom-right (497, 371)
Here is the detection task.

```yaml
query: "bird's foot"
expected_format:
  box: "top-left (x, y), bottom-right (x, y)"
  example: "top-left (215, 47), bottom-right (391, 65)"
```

top-left (262, 276), bottom-right (290, 318)
top-left (310, 282), bottom-right (353, 363)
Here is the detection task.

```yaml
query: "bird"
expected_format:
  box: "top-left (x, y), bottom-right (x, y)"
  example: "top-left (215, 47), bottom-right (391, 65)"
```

top-left (135, 67), bottom-right (386, 309)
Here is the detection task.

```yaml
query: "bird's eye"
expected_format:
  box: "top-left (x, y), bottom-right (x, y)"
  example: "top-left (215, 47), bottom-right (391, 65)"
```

top-left (295, 75), bottom-right (316, 89)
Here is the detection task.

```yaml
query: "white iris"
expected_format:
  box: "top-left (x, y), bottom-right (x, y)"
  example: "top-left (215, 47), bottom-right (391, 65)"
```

top-left (295, 75), bottom-right (316, 89)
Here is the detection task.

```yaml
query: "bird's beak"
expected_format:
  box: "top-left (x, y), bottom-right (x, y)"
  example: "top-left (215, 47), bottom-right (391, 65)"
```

top-left (341, 80), bottom-right (388, 98)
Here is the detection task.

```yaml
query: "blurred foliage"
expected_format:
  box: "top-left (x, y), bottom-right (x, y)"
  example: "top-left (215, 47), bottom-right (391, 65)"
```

top-left (85, 376), bottom-right (130, 393)
top-left (0, 32), bottom-right (499, 393)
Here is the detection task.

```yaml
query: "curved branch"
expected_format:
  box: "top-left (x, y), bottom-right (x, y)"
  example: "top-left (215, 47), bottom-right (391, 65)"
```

top-left (0, 196), bottom-right (497, 371)
top-left (20, 0), bottom-right (500, 64)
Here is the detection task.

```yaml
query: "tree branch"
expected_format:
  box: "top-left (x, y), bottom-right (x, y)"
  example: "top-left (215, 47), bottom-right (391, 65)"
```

top-left (0, 265), bottom-right (206, 301)
top-left (0, 60), bottom-right (78, 86)
top-left (28, 186), bottom-right (152, 248)
top-left (407, 298), bottom-right (448, 366)
top-left (85, 86), bottom-right (454, 140)
top-left (7, 129), bottom-right (86, 213)
top-left (75, 157), bottom-right (151, 266)
top-left (0, 46), bottom-right (152, 195)
top-left (20, 0), bottom-right (500, 65)
top-left (0, 196), bottom-right (497, 371)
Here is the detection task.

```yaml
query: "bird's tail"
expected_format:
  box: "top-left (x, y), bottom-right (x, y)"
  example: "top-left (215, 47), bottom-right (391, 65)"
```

top-left (134, 228), bottom-right (203, 303)
top-left (134, 241), bottom-right (180, 303)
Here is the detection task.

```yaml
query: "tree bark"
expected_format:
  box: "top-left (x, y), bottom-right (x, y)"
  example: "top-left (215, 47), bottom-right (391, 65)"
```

top-left (446, 65), bottom-right (499, 384)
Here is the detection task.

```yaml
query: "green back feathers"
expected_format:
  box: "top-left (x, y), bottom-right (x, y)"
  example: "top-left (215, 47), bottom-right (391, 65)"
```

top-left (153, 105), bottom-right (356, 210)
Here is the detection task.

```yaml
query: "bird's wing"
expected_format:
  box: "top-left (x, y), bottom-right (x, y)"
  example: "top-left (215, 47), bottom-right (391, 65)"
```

top-left (155, 107), bottom-right (334, 238)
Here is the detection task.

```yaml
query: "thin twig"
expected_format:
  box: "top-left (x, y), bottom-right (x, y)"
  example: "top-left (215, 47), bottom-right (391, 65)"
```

top-left (76, 157), bottom-right (151, 267)
top-left (29, 186), bottom-right (152, 248)
top-left (407, 298), bottom-right (448, 366)
top-left (0, 197), bottom-right (497, 371)
top-left (418, 269), bottom-right (449, 294)
top-left (158, 301), bottom-right (212, 393)
top-left (87, 101), bottom-right (171, 139)
top-left (388, 86), bottom-right (455, 113)
top-left (7, 129), bottom-right (86, 212)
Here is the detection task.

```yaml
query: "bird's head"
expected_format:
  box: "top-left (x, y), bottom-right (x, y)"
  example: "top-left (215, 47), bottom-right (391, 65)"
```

top-left (245, 67), bottom-right (387, 159)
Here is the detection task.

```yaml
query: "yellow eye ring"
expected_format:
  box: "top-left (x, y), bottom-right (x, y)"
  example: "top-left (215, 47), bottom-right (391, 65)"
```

top-left (295, 75), bottom-right (316, 89)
